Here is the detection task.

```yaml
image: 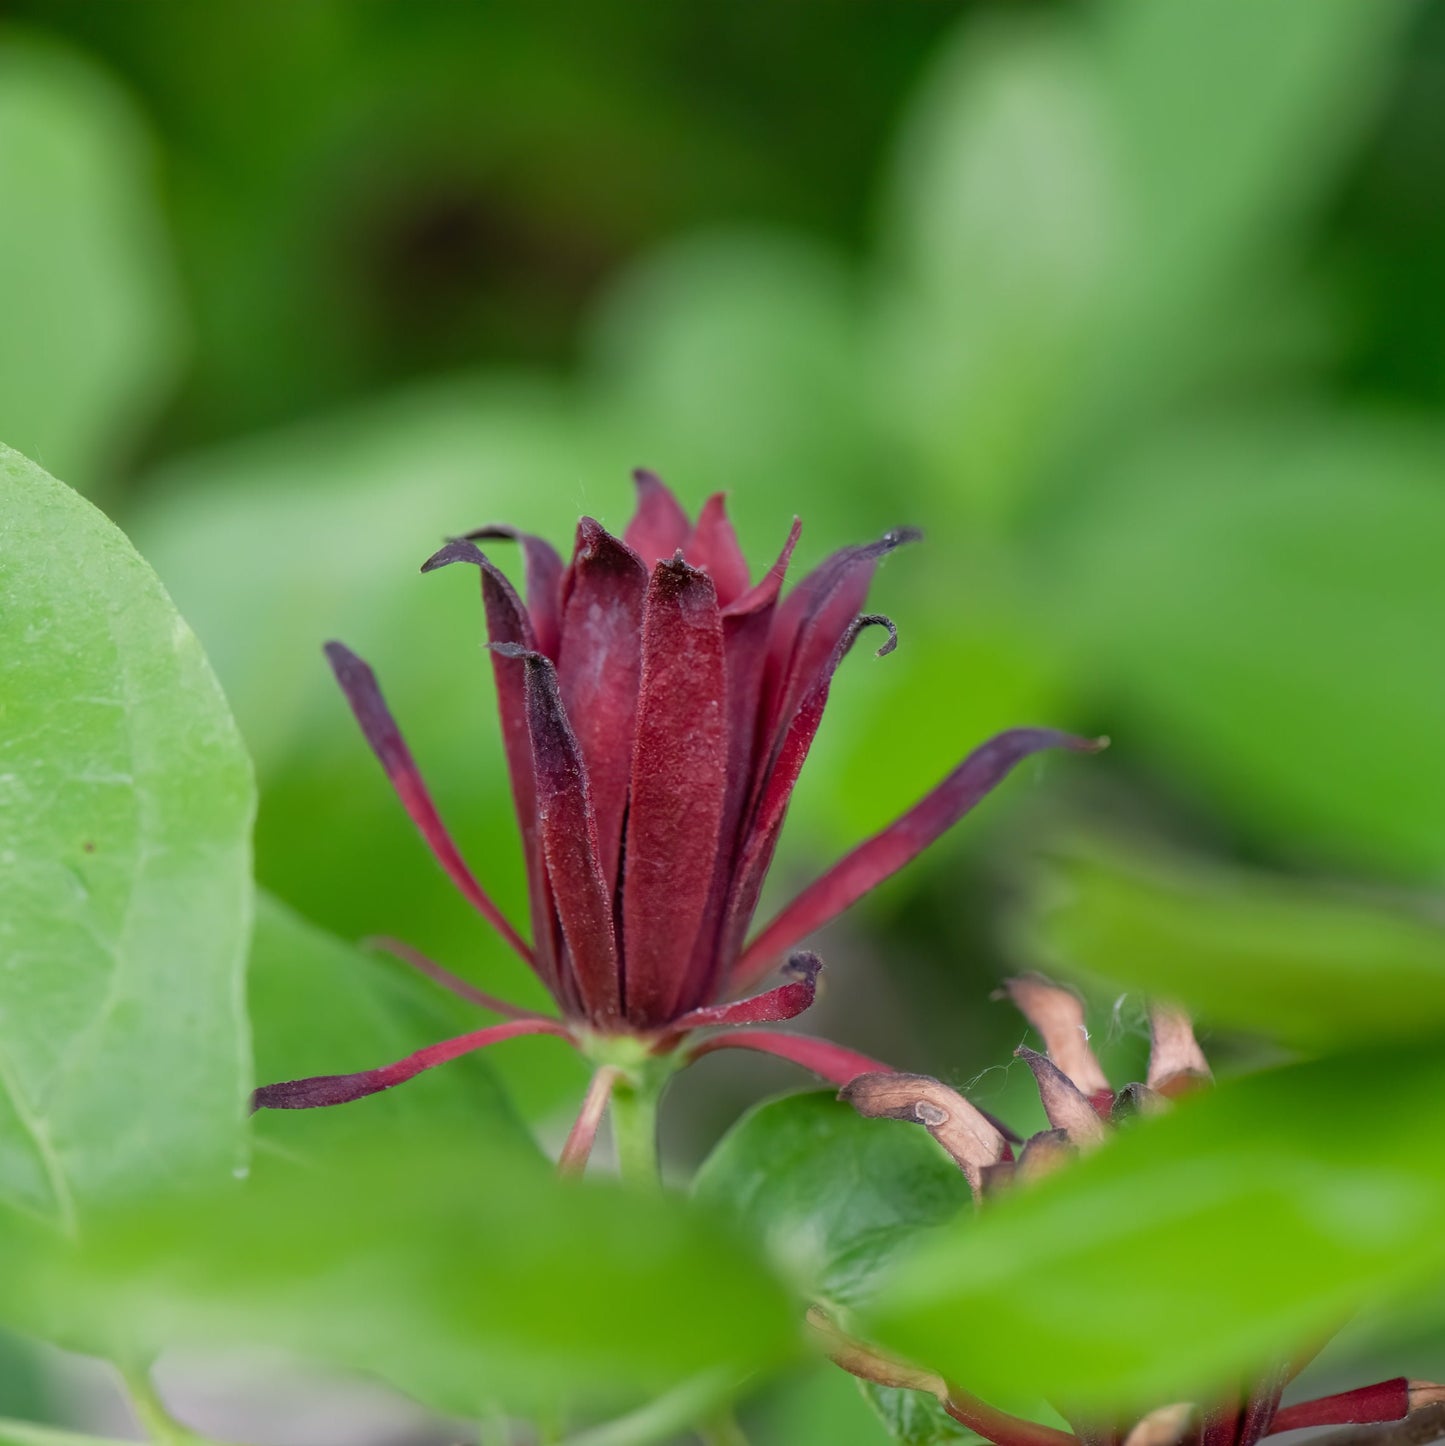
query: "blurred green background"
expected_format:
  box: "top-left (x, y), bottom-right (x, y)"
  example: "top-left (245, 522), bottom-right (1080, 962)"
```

top-left (3, 0), bottom-right (1444, 1439)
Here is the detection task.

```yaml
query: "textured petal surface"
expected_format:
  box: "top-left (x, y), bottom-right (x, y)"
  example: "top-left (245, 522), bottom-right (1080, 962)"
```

top-left (556, 518), bottom-right (649, 887)
top-left (253, 1016), bottom-right (572, 1109)
top-left (667, 952), bottom-right (821, 1033)
top-left (623, 467), bottom-right (691, 565)
top-left (736, 729), bottom-right (1104, 989)
top-left (323, 640), bottom-right (534, 969)
top-left (621, 557), bottom-right (728, 1026)
top-left (1016, 1047), bottom-right (1109, 1148)
top-left (1006, 974), bottom-right (1113, 1098)
top-left (463, 524), bottom-right (566, 660)
top-left (1268, 1380), bottom-right (1411, 1435)
top-left (685, 492), bottom-right (751, 607)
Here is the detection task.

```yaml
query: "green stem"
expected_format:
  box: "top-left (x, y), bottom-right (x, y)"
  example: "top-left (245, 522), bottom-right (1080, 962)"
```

top-left (700, 1408), bottom-right (751, 1445)
top-left (609, 1074), bottom-right (661, 1187)
top-left (120, 1364), bottom-right (196, 1446)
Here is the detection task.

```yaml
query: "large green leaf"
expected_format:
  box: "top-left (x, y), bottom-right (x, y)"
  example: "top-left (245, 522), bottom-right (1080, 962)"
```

top-left (1054, 418), bottom-right (1445, 875)
top-left (868, 1046), bottom-right (1445, 1414)
top-left (1022, 839), bottom-right (1445, 1049)
top-left (3, 1132), bottom-right (799, 1422)
top-left (695, 1091), bottom-right (971, 1312)
top-left (0, 445), bottom-right (253, 1227)
top-left (0, 37), bottom-right (182, 496)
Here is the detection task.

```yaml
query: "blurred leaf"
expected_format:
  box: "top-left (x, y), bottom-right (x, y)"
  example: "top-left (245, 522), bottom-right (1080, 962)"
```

top-left (131, 378), bottom-right (597, 1115)
top-left (1021, 839), bottom-right (1445, 1049)
top-left (248, 892), bottom-right (543, 1161)
top-left (0, 1328), bottom-right (50, 1424)
top-left (0, 1425), bottom-right (124, 1446)
top-left (694, 1091), bottom-right (971, 1310)
top-left (868, 1046), bottom-right (1445, 1413)
top-left (0, 34), bottom-right (183, 495)
top-left (0, 445), bottom-right (253, 1227)
top-left (6, 1134), bottom-right (799, 1420)
top-left (757, 1366), bottom-right (894, 1446)
top-left (1055, 417), bottom-right (1445, 875)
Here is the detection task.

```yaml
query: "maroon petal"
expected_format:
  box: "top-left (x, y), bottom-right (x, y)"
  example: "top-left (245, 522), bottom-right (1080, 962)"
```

top-left (621, 556), bottom-right (728, 1027)
top-left (556, 518), bottom-right (649, 887)
top-left (684, 1028), bottom-right (889, 1086)
top-left (421, 541), bottom-right (560, 992)
top-left (493, 643), bottom-right (622, 1026)
top-left (1015, 1047), bottom-right (1108, 1148)
top-left (323, 641), bottom-right (534, 969)
top-left (557, 1065), bottom-right (620, 1177)
top-left (1267, 1381), bottom-right (1411, 1436)
top-left (733, 728), bottom-right (1107, 991)
top-left (623, 467), bottom-right (691, 565)
top-left (667, 952), bottom-right (821, 1034)
top-left (462, 524), bottom-right (566, 660)
top-left (686, 493), bottom-right (751, 607)
top-left (363, 936), bottom-right (551, 1021)
top-left (252, 1016), bottom-right (572, 1110)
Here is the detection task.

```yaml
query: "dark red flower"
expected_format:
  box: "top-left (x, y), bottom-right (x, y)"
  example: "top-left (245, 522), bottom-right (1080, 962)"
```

top-left (255, 474), bottom-right (1100, 1156)
top-left (833, 978), bottom-right (1445, 1446)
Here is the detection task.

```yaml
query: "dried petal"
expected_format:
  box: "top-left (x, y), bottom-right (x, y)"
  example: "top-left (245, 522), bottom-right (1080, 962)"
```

top-left (462, 524), bottom-right (566, 660)
top-left (1111, 1081), bottom-right (1169, 1122)
top-left (686, 1029), bottom-right (888, 1085)
top-left (1005, 975), bottom-right (1113, 1098)
top-left (323, 641), bottom-right (533, 968)
top-left (621, 556), bottom-right (728, 1026)
top-left (842, 1071), bottom-right (1007, 1193)
top-left (253, 1017), bottom-right (572, 1109)
top-left (734, 731), bottom-right (1105, 991)
top-left (686, 492), bottom-right (751, 607)
top-left (1015, 1128), bottom-right (1074, 1184)
top-left (556, 518), bottom-right (649, 886)
top-left (493, 643), bottom-right (621, 1025)
top-left (1016, 1047), bottom-right (1109, 1148)
top-left (1123, 1405), bottom-right (1197, 1446)
top-left (1148, 1002), bottom-right (1213, 1097)
top-left (623, 467), bottom-right (691, 565)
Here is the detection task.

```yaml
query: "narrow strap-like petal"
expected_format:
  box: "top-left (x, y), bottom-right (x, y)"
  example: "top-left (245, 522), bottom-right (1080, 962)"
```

top-left (557, 1065), bottom-right (620, 1177)
top-left (462, 524), bottom-right (566, 660)
top-left (323, 641), bottom-right (534, 969)
top-left (621, 556), bottom-right (728, 1027)
top-left (685, 493), bottom-right (751, 607)
top-left (1267, 1381), bottom-right (1411, 1436)
top-left (842, 1071), bottom-right (1008, 1195)
top-left (421, 541), bottom-right (560, 992)
top-left (1148, 1002), bottom-right (1213, 1096)
top-left (1006, 974), bottom-right (1113, 1099)
top-left (493, 643), bottom-right (622, 1026)
top-left (684, 1028), bottom-right (888, 1086)
top-left (252, 1016), bottom-right (572, 1110)
top-left (1016, 1047), bottom-right (1109, 1148)
top-left (364, 936), bottom-right (551, 1021)
top-left (734, 729), bottom-right (1106, 990)
top-left (1238, 1370), bottom-right (1289, 1446)
top-left (555, 518), bottom-right (649, 889)
top-left (666, 952), bottom-right (821, 1035)
top-left (624, 467), bottom-right (691, 565)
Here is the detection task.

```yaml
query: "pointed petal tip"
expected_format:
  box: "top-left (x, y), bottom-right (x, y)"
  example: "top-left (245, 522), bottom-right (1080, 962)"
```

top-left (882, 525), bottom-right (924, 551)
top-left (420, 537), bottom-right (487, 573)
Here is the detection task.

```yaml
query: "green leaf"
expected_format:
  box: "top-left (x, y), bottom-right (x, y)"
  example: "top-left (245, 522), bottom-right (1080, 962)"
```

top-left (248, 891), bottom-right (541, 1161)
top-left (694, 1091), bottom-right (971, 1311)
top-left (861, 1381), bottom-right (978, 1446)
top-left (868, 1046), bottom-right (1445, 1414)
top-left (1021, 838), bottom-right (1445, 1049)
top-left (0, 38), bottom-right (183, 496)
top-left (0, 1423), bottom-right (128, 1446)
top-left (0, 445), bottom-right (254, 1228)
top-left (5, 1133), bottom-right (800, 1420)
top-left (1055, 417), bottom-right (1445, 876)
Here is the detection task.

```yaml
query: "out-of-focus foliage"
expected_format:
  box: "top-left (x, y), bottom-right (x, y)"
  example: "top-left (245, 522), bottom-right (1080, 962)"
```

top-left (0, 447), bottom-right (252, 1227)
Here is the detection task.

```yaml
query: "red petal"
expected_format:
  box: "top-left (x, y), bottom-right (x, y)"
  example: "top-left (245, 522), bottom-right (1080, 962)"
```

top-left (667, 952), bottom-right (821, 1034)
top-left (733, 728), bottom-right (1107, 990)
top-left (685, 493), bottom-right (751, 607)
top-left (685, 1028), bottom-right (889, 1086)
top-left (623, 467), bottom-right (691, 566)
top-left (621, 557), bottom-right (729, 1027)
top-left (252, 1016), bottom-right (572, 1109)
top-left (422, 541), bottom-right (561, 994)
top-left (323, 641), bottom-right (534, 969)
top-left (555, 518), bottom-right (650, 887)
top-left (1267, 1380), bottom-right (1411, 1435)
top-left (494, 643), bottom-right (622, 1026)
top-left (462, 525), bottom-right (566, 660)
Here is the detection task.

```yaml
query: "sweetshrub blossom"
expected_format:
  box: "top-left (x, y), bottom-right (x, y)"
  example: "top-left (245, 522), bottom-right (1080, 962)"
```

top-left (829, 977), bottom-right (1445, 1446)
top-left (254, 474), bottom-right (1098, 1155)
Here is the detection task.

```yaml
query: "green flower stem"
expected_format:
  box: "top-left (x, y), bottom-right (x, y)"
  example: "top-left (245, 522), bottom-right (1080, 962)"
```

top-left (120, 1364), bottom-right (200, 1446)
top-left (609, 1073), bottom-right (662, 1187)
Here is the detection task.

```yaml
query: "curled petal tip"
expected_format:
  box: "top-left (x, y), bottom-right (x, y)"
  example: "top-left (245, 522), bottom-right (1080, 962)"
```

top-left (784, 950), bottom-right (823, 984)
top-left (486, 640), bottom-right (545, 664)
top-left (420, 538), bottom-right (486, 574)
top-left (856, 613), bottom-right (898, 657)
top-left (882, 525), bottom-right (924, 551)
